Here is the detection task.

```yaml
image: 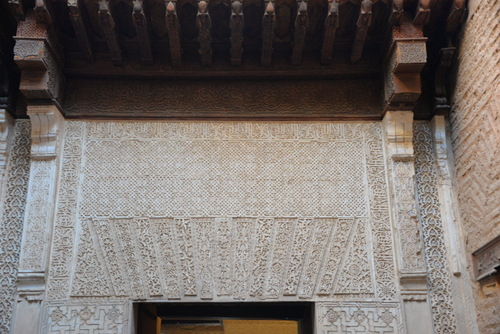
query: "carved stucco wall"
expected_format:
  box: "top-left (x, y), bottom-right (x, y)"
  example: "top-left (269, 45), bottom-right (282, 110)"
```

top-left (39, 121), bottom-right (407, 333)
top-left (450, 0), bottom-right (500, 332)
top-left (0, 121), bottom-right (31, 334)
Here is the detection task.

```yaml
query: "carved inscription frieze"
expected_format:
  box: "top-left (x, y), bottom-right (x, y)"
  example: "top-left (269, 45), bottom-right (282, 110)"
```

top-left (47, 122), bottom-right (84, 300)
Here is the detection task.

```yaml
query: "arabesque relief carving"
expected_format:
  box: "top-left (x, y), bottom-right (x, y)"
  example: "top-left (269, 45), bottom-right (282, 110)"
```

top-left (47, 121), bottom-right (399, 304)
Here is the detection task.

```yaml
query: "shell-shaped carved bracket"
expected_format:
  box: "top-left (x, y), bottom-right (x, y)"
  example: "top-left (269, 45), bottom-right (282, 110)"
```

top-left (27, 104), bottom-right (63, 159)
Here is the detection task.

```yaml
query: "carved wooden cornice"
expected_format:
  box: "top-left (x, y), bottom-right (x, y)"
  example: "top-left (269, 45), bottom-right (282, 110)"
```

top-left (1, 0), bottom-right (468, 118)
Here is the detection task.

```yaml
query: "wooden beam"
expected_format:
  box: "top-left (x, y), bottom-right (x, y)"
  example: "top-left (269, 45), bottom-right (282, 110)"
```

top-left (197, 0), bottom-right (212, 66)
top-left (132, 0), bottom-right (153, 65)
top-left (230, 0), bottom-right (244, 66)
top-left (99, 0), bottom-right (122, 66)
top-left (446, 0), bottom-right (466, 36)
top-left (413, 0), bottom-right (430, 27)
top-left (166, 1), bottom-right (182, 67)
top-left (351, 0), bottom-right (371, 63)
top-left (291, 1), bottom-right (308, 66)
top-left (320, 0), bottom-right (339, 65)
top-left (261, 0), bottom-right (275, 66)
top-left (68, 0), bottom-right (93, 62)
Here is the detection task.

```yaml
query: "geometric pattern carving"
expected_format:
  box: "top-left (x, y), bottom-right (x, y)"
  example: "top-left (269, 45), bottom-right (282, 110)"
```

top-left (0, 121), bottom-right (31, 334)
top-left (413, 121), bottom-right (458, 333)
top-left (43, 301), bottom-right (128, 334)
top-left (48, 121), bottom-right (399, 304)
top-left (80, 122), bottom-right (368, 218)
top-left (316, 302), bottom-right (404, 333)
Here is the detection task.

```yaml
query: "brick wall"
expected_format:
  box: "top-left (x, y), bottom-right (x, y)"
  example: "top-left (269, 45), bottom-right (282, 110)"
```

top-left (450, 0), bottom-right (500, 332)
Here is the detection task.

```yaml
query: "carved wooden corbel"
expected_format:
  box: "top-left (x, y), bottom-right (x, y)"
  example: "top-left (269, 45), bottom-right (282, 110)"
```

top-left (351, 0), bottom-right (372, 63)
top-left (35, 0), bottom-right (53, 25)
top-left (166, 1), bottom-right (183, 67)
top-left (27, 104), bottom-right (63, 159)
top-left (261, 0), bottom-right (275, 66)
top-left (133, 0), bottom-right (153, 65)
top-left (68, 0), bottom-right (93, 61)
top-left (291, 0), bottom-right (308, 66)
top-left (99, 0), bottom-right (122, 66)
top-left (446, 0), bottom-right (466, 35)
top-left (320, 0), bottom-right (338, 65)
top-left (230, 0), bottom-right (244, 66)
top-left (14, 9), bottom-right (65, 104)
top-left (388, 0), bottom-right (403, 27)
top-left (197, 0), bottom-right (212, 66)
top-left (383, 14), bottom-right (427, 112)
top-left (432, 47), bottom-right (455, 114)
top-left (413, 0), bottom-right (430, 27)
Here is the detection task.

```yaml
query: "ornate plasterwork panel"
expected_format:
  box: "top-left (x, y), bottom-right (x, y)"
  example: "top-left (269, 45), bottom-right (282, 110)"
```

top-left (413, 122), bottom-right (458, 333)
top-left (69, 217), bottom-right (375, 300)
top-left (0, 121), bottom-right (31, 333)
top-left (80, 122), bottom-right (368, 218)
top-left (43, 301), bottom-right (128, 334)
top-left (19, 160), bottom-right (56, 271)
top-left (47, 122), bottom-right (84, 300)
top-left (316, 302), bottom-right (404, 333)
top-left (47, 121), bottom-right (398, 304)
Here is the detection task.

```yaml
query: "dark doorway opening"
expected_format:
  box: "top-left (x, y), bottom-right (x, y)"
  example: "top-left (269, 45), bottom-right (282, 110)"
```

top-left (136, 302), bottom-right (314, 334)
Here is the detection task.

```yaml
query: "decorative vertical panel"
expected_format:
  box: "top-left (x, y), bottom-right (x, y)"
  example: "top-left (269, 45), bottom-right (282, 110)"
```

top-left (0, 120), bottom-right (31, 333)
top-left (47, 121), bottom-right (84, 300)
top-left (413, 121), bottom-right (458, 333)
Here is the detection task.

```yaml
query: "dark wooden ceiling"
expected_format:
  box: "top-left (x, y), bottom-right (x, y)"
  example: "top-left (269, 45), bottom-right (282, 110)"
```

top-left (7, 0), bottom-right (463, 78)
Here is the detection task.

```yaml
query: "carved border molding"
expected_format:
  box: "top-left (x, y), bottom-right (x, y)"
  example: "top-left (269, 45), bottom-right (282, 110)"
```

top-left (0, 120), bottom-right (31, 334)
top-left (413, 121), bottom-right (458, 333)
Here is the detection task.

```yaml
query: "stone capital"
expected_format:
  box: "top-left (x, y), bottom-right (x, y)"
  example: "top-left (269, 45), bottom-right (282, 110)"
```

top-left (27, 104), bottom-right (63, 159)
top-left (383, 110), bottom-right (414, 160)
